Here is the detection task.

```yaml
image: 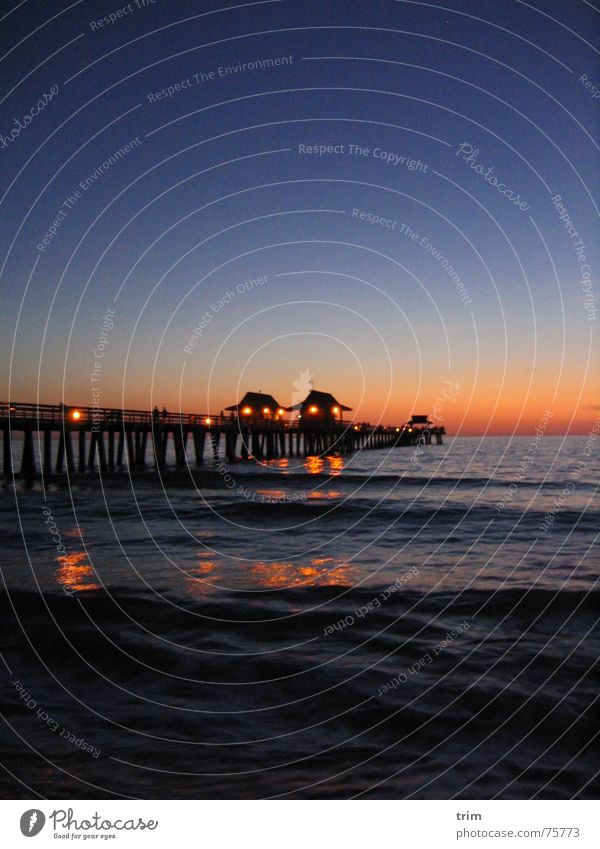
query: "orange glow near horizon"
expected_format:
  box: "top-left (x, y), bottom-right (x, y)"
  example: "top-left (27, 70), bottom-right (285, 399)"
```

top-left (17, 349), bottom-right (599, 435)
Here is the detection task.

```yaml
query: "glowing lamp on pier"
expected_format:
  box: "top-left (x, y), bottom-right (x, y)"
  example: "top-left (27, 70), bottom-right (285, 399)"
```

top-left (332, 406), bottom-right (339, 415)
top-left (204, 417), bottom-right (211, 425)
top-left (242, 406), bottom-right (252, 415)
top-left (309, 405), bottom-right (318, 414)
top-left (262, 407), bottom-right (271, 415)
top-left (277, 409), bottom-right (285, 416)
top-left (70, 410), bottom-right (81, 421)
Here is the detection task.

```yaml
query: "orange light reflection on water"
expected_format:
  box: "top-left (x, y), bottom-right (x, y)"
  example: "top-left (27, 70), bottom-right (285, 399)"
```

top-left (304, 455), bottom-right (344, 475)
top-left (55, 552), bottom-right (100, 592)
top-left (250, 555), bottom-right (355, 589)
top-left (265, 458), bottom-right (289, 469)
top-left (327, 455), bottom-right (344, 475)
top-left (184, 554), bottom-right (222, 597)
top-left (254, 489), bottom-right (288, 500)
top-left (304, 456), bottom-right (324, 474)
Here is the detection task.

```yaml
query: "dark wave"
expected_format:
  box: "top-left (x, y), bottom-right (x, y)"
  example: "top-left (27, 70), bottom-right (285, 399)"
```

top-left (208, 498), bottom-right (599, 526)
top-left (2, 585), bottom-right (598, 626)
top-left (10, 468), bottom-right (598, 491)
top-left (2, 583), bottom-right (598, 800)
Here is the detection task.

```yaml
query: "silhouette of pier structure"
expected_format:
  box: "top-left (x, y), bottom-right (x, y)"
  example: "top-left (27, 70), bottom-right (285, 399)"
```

top-left (0, 402), bottom-right (444, 476)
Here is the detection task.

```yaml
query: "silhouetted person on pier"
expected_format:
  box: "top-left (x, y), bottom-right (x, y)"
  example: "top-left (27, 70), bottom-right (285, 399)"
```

top-left (152, 406), bottom-right (159, 421)
top-left (161, 406), bottom-right (168, 421)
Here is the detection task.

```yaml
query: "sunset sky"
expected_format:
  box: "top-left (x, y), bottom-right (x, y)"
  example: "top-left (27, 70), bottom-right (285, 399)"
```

top-left (1, 0), bottom-right (597, 434)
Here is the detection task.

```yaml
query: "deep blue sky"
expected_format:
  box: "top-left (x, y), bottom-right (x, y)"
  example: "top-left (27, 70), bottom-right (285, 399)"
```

top-left (1, 0), bottom-right (598, 432)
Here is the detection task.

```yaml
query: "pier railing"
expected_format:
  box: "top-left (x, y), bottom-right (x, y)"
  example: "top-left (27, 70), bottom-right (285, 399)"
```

top-left (0, 402), bottom-right (416, 432)
top-left (0, 402), bottom-right (231, 426)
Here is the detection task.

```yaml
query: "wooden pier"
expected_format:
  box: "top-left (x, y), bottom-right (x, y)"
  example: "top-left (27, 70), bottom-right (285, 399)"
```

top-left (0, 403), bottom-right (444, 476)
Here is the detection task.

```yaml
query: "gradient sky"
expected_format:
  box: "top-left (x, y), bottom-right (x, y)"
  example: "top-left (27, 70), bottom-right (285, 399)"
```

top-left (1, 0), bottom-right (598, 434)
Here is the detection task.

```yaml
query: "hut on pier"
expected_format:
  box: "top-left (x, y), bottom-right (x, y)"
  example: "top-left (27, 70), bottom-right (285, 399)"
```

top-left (291, 390), bottom-right (352, 426)
top-left (407, 414), bottom-right (431, 429)
top-left (225, 391), bottom-right (288, 424)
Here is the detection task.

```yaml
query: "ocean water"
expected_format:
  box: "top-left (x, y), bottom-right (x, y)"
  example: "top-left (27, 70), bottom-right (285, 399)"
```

top-left (0, 435), bottom-right (598, 798)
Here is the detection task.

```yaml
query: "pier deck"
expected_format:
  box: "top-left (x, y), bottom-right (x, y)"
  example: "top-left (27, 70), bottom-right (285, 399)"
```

top-left (0, 403), bottom-right (445, 476)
